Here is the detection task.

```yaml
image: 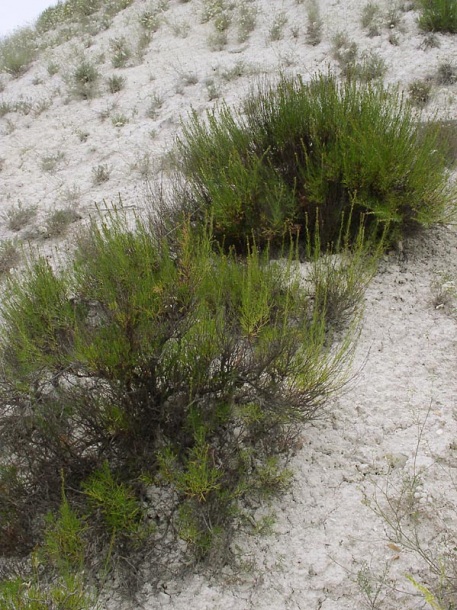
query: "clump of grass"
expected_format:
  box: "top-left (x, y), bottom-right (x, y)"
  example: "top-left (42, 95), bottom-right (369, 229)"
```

top-left (0, 28), bottom-right (38, 77)
top-left (4, 202), bottom-right (37, 232)
top-left (68, 60), bottom-right (100, 100)
top-left (111, 113), bottom-right (129, 127)
top-left (176, 73), bottom-right (453, 251)
top-left (436, 61), bottom-right (457, 85)
top-left (361, 1), bottom-right (382, 36)
top-left (0, 240), bottom-right (21, 276)
top-left (92, 164), bottom-right (110, 184)
top-left (269, 11), bottom-right (288, 41)
top-left (47, 61), bottom-right (60, 76)
top-left (109, 36), bottom-right (131, 68)
top-left (306, 0), bottom-right (323, 45)
top-left (146, 93), bottom-right (163, 119)
top-left (40, 151), bottom-right (65, 173)
top-left (107, 74), bottom-right (126, 93)
top-left (44, 208), bottom-right (81, 238)
top-left (0, 101), bottom-right (12, 117)
top-left (236, 1), bottom-right (258, 42)
top-left (408, 79), bottom-right (432, 107)
top-left (418, 0), bottom-right (457, 33)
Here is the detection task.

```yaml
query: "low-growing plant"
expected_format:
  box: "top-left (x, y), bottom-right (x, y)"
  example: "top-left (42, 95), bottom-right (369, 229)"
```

top-left (146, 93), bottom-right (163, 119)
top-left (44, 208), bottom-right (81, 238)
top-left (109, 36), bottom-right (131, 68)
top-left (0, 101), bottom-right (12, 118)
top-left (0, 28), bottom-right (38, 77)
top-left (306, 0), bottom-right (323, 45)
top-left (418, 0), bottom-right (457, 33)
top-left (107, 74), bottom-right (126, 93)
top-left (269, 11), bottom-right (288, 41)
top-left (139, 10), bottom-right (161, 32)
top-left (408, 78), bottom-right (432, 107)
top-left (207, 28), bottom-right (228, 51)
top-left (0, 240), bottom-right (21, 276)
top-left (69, 60), bottom-right (100, 100)
top-left (361, 1), bottom-right (382, 35)
top-left (175, 74), bottom-right (451, 252)
top-left (111, 112), bottom-right (129, 127)
top-left (343, 51), bottom-right (387, 82)
top-left (47, 61), bottom-right (60, 76)
top-left (4, 202), bottom-right (37, 231)
top-left (419, 30), bottom-right (440, 49)
top-left (236, 1), bottom-right (258, 42)
top-left (436, 60), bottom-right (457, 85)
top-left (92, 163), bottom-right (111, 184)
top-left (40, 151), bottom-right (65, 173)
top-left (201, 0), bottom-right (228, 23)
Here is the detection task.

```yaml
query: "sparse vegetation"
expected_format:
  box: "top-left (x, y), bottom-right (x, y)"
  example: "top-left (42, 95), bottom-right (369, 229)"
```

top-left (361, 1), bottom-right (382, 36)
top-left (306, 0), bottom-right (323, 45)
top-left (0, 240), bottom-right (21, 276)
top-left (92, 163), bottom-right (111, 184)
top-left (146, 93), bottom-right (164, 119)
top-left (236, 1), bottom-right (258, 42)
top-left (40, 151), bottom-right (66, 173)
top-left (436, 60), bottom-right (457, 85)
top-left (269, 11), bottom-right (288, 41)
top-left (4, 203), bottom-right (38, 232)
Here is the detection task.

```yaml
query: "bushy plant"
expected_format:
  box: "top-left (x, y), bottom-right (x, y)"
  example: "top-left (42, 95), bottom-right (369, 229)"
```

top-left (175, 74), bottom-right (452, 252)
top-left (69, 60), bottom-right (100, 100)
top-left (0, 212), bottom-right (350, 569)
top-left (0, 28), bottom-right (38, 77)
top-left (418, 0), bottom-right (457, 33)
top-left (107, 74), bottom-right (126, 93)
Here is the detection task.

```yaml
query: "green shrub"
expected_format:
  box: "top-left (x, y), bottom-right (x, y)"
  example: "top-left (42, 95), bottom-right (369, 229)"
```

top-left (0, 574), bottom-right (93, 610)
top-left (69, 60), bottom-right (100, 99)
top-left (83, 462), bottom-right (144, 537)
top-left (107, 74), bottom-right (126, 93)
top-left (0, 213), bottom-right (351, 567)
top-left (175, 74), bottom-right (452, 251)
top-left (0, 28), bottom-right (38, 77)
top-left (419, 0), bottom-right (457, 33)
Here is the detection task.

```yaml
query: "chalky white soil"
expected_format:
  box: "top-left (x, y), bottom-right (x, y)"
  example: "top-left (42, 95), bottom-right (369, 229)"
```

top-left (1, 1), bottom-right (457, 608)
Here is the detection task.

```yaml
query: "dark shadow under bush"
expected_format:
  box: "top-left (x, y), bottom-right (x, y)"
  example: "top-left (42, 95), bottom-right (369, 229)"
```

top-left (175, 73), bottom-right (452, 252)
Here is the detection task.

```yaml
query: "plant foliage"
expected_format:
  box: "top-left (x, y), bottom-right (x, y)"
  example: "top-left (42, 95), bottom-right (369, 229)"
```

top-left (175, 74), bottom-right (452, 252)
top-left (0, 213), bottom-right (351, 571)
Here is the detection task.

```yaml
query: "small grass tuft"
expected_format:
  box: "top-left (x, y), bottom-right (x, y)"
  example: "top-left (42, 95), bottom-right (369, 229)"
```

top-left (107, 74), bottom-right (126, 93)
top-left (4, 202), bottom-right (38, 232)
top-left (92, 163), bottom-right (111, 184)
top-left (408, 79), bottom-right (432, 107)
top-left (0, 28), bottom-right (38, 77)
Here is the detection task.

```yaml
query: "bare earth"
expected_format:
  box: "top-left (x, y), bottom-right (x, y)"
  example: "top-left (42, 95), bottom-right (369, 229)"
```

top-left (1, 1), bottom-right (457, 608)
